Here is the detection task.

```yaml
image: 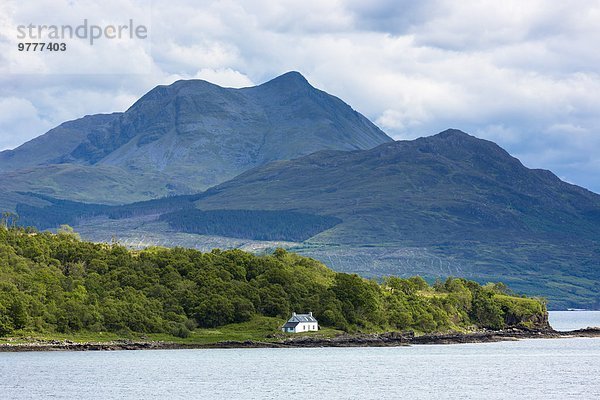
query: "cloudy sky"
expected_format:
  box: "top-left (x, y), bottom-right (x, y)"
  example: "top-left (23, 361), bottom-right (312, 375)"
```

top-left (1, 0), bottom-right (600, 192)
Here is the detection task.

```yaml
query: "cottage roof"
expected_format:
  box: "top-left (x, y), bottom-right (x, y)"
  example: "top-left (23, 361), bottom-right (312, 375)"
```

top-left (285, 313), bottom-right (317, 324)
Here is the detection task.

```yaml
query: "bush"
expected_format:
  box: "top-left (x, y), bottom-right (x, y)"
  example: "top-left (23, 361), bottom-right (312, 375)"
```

top-left (172, 324), bottom-right (191, 338)
top-left (470, 290), bottom-right (504, 329)
top-left (0, 314), bottom-right (13, 336)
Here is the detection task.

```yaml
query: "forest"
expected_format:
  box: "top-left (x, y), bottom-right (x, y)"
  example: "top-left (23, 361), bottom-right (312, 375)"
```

top-left (159, 209), bottom-right (341, 241)
top-left (0, 226), bottom-right (546, 338)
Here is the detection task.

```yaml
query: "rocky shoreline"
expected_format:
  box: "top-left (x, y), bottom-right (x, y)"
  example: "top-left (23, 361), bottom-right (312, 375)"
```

top-left (1, 327), bottom-right (599, 352)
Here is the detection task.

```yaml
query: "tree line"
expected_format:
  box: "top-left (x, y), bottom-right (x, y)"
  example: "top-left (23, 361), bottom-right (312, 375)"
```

top-left (159, 209), bottom-right (341, 241)
top-left (0, 226), bottom-right (546, 338)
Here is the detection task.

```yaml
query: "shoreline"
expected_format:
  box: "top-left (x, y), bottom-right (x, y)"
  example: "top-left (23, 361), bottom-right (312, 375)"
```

top-left (2, 327), bottom-right (599, 352)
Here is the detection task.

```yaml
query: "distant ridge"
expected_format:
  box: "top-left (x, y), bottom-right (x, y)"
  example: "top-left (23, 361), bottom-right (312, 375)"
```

top-left (194, 128), bottom-right (600, 245)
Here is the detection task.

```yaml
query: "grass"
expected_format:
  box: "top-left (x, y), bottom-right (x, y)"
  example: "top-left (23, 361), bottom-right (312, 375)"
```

top-left (0, 331), bottom-right (122, 345)
top-left (0, 316), bottom-right (344, 346)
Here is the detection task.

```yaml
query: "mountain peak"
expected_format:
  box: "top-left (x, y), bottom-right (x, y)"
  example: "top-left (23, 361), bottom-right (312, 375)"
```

top-left (0, 70), bottom-right (391, 203)
top-left (130, 78), bottom-right (223, 107)
top-left (257, 71), bottom-right (312, 90)
top-left (273, 70), bottom-right (309, 82)
top-left (422, 128), bottom-right (497, 151)
top-left (433, 128), bottom-right (473, 140)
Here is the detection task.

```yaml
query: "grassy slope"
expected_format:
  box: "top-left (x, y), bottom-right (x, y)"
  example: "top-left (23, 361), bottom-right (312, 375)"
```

top-left (0, 164), bottom-right (186, 206)
top-left (0, 316), bottom-right (346, 346)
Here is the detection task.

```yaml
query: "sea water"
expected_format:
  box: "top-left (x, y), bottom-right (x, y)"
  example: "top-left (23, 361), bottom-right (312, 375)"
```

top-left (548, 310), bottom-right (600, 331)
top-left (1, 311), bottom-right (599, 400)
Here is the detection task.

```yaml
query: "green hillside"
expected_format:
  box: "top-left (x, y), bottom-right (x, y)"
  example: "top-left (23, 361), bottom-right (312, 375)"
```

top-left (0, 226), bottom-right (546, 340)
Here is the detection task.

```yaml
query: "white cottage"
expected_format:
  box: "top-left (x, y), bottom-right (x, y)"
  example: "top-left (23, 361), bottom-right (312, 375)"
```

top-left (282, 312), bottom-right (319, 333)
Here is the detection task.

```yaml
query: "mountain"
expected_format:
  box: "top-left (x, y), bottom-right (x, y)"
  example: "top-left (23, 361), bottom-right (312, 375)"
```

top-left (0, 71), bottom-right (391, 207)
top-left (173, 129), bottom-right (600, 309)
top-left (193, 129), bottom-right (600, 244)
top-left (13, 129), bottom-right (600, 309)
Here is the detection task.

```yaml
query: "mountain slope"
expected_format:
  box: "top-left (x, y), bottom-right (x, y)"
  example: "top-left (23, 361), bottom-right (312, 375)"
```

top-left (0, 72), bottom-right (391, 205)
top-left (13, 129), bottom-right (600, 308)
top-left (178, 129), bottom-right (599, 308)
top-left (193, 129), bottom-right (600, 244)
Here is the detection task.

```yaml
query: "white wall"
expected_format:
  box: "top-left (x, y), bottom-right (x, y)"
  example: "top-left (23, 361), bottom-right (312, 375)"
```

top-left (293, 322), bottom-right (318, 333)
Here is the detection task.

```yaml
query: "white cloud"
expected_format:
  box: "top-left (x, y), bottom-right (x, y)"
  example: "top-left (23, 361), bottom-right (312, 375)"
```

top-left (0, 0), bottom-right (599, 192)
top-left (2, 0), bottom-right (153, 75)
top-left (0, 97), bottom-right (52, 149)
top-left (193, 68), bottom-right (254, 88)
